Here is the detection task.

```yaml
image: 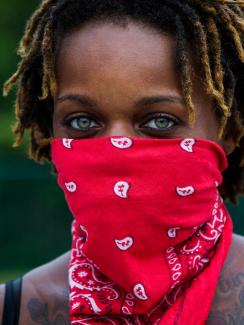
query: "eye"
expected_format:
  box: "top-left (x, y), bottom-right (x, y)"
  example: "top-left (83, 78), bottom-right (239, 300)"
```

top-left (141, 113), bottom-right (178, 131)
top-left (65, 115), bottom-right (100, 131)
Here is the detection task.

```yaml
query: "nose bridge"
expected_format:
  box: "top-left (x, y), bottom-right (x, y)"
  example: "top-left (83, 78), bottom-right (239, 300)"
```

top-left (104, 120), bottom-right (137, 138)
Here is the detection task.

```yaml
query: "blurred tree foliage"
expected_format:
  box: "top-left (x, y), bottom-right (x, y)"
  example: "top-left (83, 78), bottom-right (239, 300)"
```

top-left (0, 0), bottom-right (39, 152)
top-left (0, 0), bottom-right (243, 281)
top-left (0, 0), bottom-right (72, 278)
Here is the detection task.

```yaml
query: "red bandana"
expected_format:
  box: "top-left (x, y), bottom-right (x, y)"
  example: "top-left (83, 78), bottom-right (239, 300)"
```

top-left (51, 136), bottom-right (232, 325)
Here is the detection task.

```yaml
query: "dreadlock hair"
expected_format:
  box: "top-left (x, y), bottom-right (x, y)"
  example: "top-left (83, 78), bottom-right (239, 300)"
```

top-left (3, 0), bottom-right (244, 203)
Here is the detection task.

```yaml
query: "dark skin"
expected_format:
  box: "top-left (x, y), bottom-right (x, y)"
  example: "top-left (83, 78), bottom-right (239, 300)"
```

top-left (1, 20), bottom-right (244, 324)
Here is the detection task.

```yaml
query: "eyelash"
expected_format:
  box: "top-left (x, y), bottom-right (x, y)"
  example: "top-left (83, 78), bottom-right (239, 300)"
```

top-left (64, 113), bottom-right (179, 133)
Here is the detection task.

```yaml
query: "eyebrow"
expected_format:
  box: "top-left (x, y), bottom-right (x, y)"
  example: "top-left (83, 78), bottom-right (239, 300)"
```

top-left (56, 94), bottom-right (184, 107)
top-left (135, 95), bottom-right (184, 107)
top-left (57, 94), bottom-right (97, 106)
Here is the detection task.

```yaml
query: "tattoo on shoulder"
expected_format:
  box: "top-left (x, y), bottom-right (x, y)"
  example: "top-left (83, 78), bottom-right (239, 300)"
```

top-left (218, 272), bottom-right (244, 294)
top-left (206, 272), bottom-right (244, 325)
top-left (27, 287), bottom-right (70, 325)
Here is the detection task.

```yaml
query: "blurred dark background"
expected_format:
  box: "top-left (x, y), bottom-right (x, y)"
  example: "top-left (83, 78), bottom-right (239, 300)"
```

top-left (0, 0), bottom-right (244, 282)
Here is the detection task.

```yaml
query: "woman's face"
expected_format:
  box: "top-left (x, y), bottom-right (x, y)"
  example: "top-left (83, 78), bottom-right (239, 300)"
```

top-left (53, 20), bottom-right (229, 150)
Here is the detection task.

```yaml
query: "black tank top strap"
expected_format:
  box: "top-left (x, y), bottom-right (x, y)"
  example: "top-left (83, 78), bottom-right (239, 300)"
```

top-left (2, 277), bottom-right (23, 325)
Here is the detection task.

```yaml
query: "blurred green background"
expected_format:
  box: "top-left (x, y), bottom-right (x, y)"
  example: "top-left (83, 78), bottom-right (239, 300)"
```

top-left (0, 0), bottom-right (72, 282)
top-left (0, 0), bottom-right (244, 283)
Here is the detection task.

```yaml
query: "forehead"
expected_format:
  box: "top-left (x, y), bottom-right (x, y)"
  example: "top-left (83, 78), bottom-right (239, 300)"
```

top-left (56, 20), bottom-right (181, 92)
top-left (59, 20), bottom-right (175, 61)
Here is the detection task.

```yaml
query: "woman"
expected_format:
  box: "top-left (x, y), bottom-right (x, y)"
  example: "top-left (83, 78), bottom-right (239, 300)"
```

top-left (1, 0), bottom-right (244, 324)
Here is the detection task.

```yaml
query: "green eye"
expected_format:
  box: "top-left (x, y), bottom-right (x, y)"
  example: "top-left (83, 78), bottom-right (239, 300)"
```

top-left (69, 116), bottom-right (99, 131)
top-left (143, 115), bottom-right (177, 130)
top-left (155, 117), bottom-right (174, 129)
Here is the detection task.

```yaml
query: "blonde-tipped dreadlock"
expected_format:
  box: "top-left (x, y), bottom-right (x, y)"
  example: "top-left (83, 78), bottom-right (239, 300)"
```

top-left (3, 0), bottom-right (244, 203)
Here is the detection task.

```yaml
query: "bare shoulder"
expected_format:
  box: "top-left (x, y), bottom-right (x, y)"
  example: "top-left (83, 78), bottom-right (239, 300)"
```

top-left (207, 233), bottom-right (244, 324)
top-left (1, 252), bottom-right (70, 325)
top-left (220, 233), bottom-right (244, 276)
top-left (20, 251), bottom-right (70, 324)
